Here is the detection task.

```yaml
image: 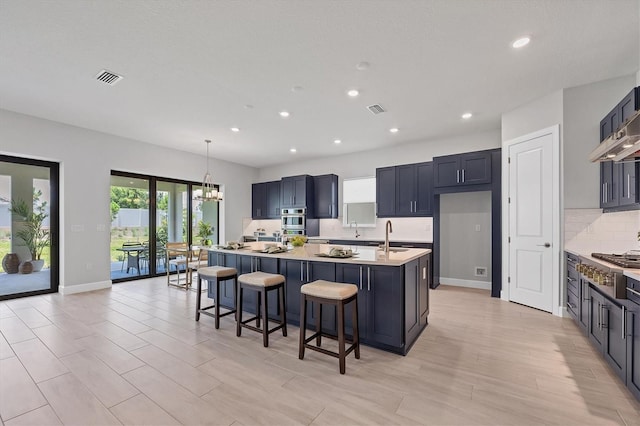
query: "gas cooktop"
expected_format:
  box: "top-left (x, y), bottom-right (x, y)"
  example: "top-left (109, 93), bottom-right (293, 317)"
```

top-left (591, 252), bottom-right (640, 269)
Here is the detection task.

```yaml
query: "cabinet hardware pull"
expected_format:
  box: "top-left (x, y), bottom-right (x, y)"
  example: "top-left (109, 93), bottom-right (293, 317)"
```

top-left (602, 183), bottom-right (606, 203)
top-left (462, 169), bottom-right (465, 182)
top-left (600, 304), bottom-right (607, 330)
top-left (306, 262), bottom-right (310, 282)
top-left (622, 306), bottom-right (626, 340)
top-left (359, 266), bottom-right (363, 290)
top-left (582, 282), bottom-right (590, 301)
top-left (628, 174), bottom-right (631, 198)
top-left (367, 267), bottom-right (371, 291)
top-left (627, 287), bottom-right (640, 297)
top-left (300, 262), bottom-right (304, 281)
top-left (456, 170), bottom-right (460, 183)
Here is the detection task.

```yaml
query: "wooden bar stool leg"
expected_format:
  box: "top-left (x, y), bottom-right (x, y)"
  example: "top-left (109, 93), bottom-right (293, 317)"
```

top-left (315, 302), bottom-right (322, 346)
top-left (195, 276), bottom-right (202, 321)
top-left (299, 294), bottom-right (307, 360)
top-left (255, 290), bottom-right (261, 329)
top-left (352, 297), bottom-right (360, 359)
top-left (236, 286), bottom-right (243, 337)
top-left (337, 300), bottom-right (346, 374)
top-left (262, 288), bottom-right (268, 347)
top-left (214, 277), bottom-right (221, 329)
top-left (279, 284), bottom-right (287, 337)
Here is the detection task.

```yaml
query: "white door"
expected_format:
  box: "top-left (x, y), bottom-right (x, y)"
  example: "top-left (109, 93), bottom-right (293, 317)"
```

top-left (508, 131), bottom-right (555, 312)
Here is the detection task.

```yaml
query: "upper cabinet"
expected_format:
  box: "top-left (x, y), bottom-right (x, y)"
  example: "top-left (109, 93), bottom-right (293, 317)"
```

top-left (601, 161), bottom-right (639, 210)
top-left (281, 175), bottom-right (314, 212)
top-left (313, 174), bottom-right (338, 218)
top-left (251, 180), bottom-right (281, 219)
top-left (376, 162), bottom-right (433, 218)
top-left (600, 87), bottom-right (639, 142)
top-left (433, 151), bottom-right (492, 188)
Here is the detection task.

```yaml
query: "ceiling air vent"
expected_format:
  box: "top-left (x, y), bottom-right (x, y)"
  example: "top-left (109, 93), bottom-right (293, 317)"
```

top-left (367, 104), bottom-right (386, 115)
top-left (95, 70), bottom-right (123, 86)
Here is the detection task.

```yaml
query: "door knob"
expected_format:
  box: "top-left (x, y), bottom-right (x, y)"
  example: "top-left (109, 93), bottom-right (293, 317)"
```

top-left (537, 243), bottom-right (551, 248)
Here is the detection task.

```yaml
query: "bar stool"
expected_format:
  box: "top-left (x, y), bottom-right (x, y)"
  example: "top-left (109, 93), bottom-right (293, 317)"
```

top-left (299, 280), bottom-right (360, 374)
top-left (236, 271), bottom-right (287, 347)
top-left (195, 266), bottom-right (238, 329)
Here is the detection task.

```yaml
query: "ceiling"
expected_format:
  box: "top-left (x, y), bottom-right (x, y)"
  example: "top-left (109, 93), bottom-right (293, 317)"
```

top-left (1, 0), bottom-right (638, 168)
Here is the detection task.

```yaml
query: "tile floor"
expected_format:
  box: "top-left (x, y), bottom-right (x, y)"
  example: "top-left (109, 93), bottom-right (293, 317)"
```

top-left (0, 279), bottom-right (639, 425)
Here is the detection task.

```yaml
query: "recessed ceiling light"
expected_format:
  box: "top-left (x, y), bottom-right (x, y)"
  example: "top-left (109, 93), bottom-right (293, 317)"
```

top-left (512, 36), bottom-right (531, 48)
top-left (347, 89), bottom-right (359, 97)
top-left (461, 112), bottom-right (473, 119)
top-left (389, 128), bottom-right (399, 133)
top-left (279, 111), bottom-right (290, 118)
top-left (290, 148), bottom-right (297, 153)
top-left (230, 127), bottom-right (240, 132)
top-left (334, 139), bottom-right (342, 144)
top-left (356, 61), bottom-right (370, 71)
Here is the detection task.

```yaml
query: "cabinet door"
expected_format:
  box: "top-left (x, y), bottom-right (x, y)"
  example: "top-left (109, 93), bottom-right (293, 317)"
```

top-left (307, 261), bottom-right (337, 332)
top-left (589, 291), bottom-right (605, 351)
top-left (420, 255), bottom-right (430, 324)
top-left (314, 174), bottom-right (338, 218)
top-left (600, 110), bottom-right (614, 142)
top-left (292, 176), bottom-right (307, 207)
top-left (266, 181), bottom-right (281, 218)
top-left (619, 162), bottom-right (638, 207)
top-left (251, 183), bottom-right (267, 219)
top-left (396, 164), bottom-right (416, 216)
top-left (578, 280), bottom-right (590, 332)
top-left (600, 162), bottom-right (620, 208)
top-left (603, 302), bottom-right (626, 381)
top-left (336, 263), bottom-right (367, 339)
top-left (367, 265), bottom-right (403, 347)
top-left (627, 307), bottom-right (640, 400)
top-left (281, 259), bottom-right (305, 324)
top-left (404, 259), bottom-right (420, 342)
top-left (619, 88), bottom-right (637, 127)
top-left (376, 167), bottom-right (396, 217)
top-left (459, 152), bottom-right (491, 185)
top-left (415, 162), bottom-right (433, 216)
top-left (281, 177), bottom-right (294, 207)
top-left (433, 156), bottom-right (459, 187)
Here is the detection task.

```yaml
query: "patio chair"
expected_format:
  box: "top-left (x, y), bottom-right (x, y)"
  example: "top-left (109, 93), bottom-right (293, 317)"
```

top-left (120, 241), bottom-right (142, 272)
top-left (166, 242), bottom-right (190, 288)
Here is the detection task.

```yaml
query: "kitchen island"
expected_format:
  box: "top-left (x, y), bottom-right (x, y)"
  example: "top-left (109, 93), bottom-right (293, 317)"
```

top-left (206, 242), bottom-right (431, 355)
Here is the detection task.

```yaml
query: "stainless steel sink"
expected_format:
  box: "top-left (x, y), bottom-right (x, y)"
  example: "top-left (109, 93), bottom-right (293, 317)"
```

top-left (377, 247), bottom-right (409, 253)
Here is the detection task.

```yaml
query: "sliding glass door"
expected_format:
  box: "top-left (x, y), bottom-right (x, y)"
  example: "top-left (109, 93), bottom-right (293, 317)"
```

top-left (0, 155), bottom-right (59, 300)
top-left (110, 171), bottom-right (219, 283)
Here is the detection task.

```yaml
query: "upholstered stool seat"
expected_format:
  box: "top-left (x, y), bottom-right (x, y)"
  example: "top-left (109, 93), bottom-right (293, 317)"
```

top-left (195, 266), bottom-right (238, 329)
top-left (299, 280), bottom-right (360, 374)
top-left (236, 271), bottom-right (287, 347)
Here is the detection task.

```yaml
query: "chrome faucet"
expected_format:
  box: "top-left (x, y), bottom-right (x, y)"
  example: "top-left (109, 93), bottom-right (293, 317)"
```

top-left (384, 220), bottom-right (393, 253)
top-left (351, 221), bottom-right (361, 238)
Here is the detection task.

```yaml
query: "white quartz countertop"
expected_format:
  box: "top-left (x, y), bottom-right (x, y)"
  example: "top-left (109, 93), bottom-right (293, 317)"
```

top-left (208, 242), bottom-right (431, 266)
top-left (306, 236), bottom-right (433, 244)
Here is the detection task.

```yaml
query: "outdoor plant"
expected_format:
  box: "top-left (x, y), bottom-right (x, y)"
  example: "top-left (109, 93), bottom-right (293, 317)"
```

top-left (197, 220), bottom-right (214, 245)
top-left (8, 190), bottom-right (50, 261)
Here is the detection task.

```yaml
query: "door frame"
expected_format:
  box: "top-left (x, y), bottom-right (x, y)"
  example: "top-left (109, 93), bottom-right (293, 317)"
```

top-left (502, 125), bottom-right (562, 316)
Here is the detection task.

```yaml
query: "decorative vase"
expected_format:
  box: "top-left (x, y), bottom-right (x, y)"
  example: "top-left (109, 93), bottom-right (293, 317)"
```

top-left (19, 261), bottom-right (33, 274)
top-left (2, 253), bottom-right (20, 274)
top-left (31, 259), bottom-right (45, 272)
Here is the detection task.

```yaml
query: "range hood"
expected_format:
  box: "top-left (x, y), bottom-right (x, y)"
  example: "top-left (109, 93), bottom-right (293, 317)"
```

top-left (589, 110), bottom-right (640, 162)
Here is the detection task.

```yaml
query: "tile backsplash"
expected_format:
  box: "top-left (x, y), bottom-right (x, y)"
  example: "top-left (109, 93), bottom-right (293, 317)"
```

top-left (564, 209), bottom-right (640, 254)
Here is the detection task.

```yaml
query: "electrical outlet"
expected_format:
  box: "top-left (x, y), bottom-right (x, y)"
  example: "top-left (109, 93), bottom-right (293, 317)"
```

top-left (475, 224), bottom-right (481, 232)
top-left (475, 267), bottom-right (487, 277)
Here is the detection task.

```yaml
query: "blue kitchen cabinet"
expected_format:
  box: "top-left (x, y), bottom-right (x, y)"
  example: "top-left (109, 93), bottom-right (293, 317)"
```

top-left (376, 166), bottom-right (396, 217)
top-left (251, 180), bottom-right (281, 219)
top-left (281, 259), bottom-right (336, 330)
top-left (377, 162), bottom-right (433, 217)
top-left (208, 252), bottom-right (238, 309)
top-left (600, 87), bottom-right (638, 141)
top-left (313, 174), bottom-right (338, 218)
top-left (600, 161), bottom-right (621, 209)
top-left (619, 161), bottom-right (638, 207)
top-left (281, 175), bottom-right (314, 210)
top-left (626, 278), bottom-right (640, 400)
top-left (433, 151), bottom-right (492, 188)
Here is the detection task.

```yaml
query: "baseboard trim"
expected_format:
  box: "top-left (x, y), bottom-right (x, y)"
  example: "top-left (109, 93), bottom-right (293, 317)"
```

top-left (440, 277), bottom-right (491, 290)
top-left (59, 280), bottom-right (112, 295)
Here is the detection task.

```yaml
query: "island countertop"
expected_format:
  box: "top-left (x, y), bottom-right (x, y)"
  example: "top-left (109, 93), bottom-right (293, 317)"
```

top-left (207, 242), bottom-right (431, 266)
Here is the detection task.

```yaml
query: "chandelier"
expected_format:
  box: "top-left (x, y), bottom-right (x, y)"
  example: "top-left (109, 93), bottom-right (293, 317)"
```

top-left (195, 139), bottom-right (223, 202)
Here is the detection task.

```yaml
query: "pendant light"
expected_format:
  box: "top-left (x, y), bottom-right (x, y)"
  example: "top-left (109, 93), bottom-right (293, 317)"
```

top-left (196, 139), bottom-right (223, 202)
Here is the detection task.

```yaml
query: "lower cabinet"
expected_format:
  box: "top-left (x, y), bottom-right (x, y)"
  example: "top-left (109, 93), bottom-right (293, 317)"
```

top-left (627, 305), bottom-right (640, 399)
top-left (208, 252), bottom-right (238, 309)
top-left (336, 262), bottom-right (403, 350)
top-left (589, 286), bottom-right (627, 381)
top-left (280, 259), bottom-right (336, 330)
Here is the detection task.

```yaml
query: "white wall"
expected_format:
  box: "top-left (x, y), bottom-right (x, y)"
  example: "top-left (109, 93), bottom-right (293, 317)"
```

top-left (0, 108), bottom-right (258, 293)
top-left (501, 90), bottom-right (563, 143)
top-left (440, 191), bottom-right (492, 290)
top-left (563, 75), bottom-right (637, 208)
